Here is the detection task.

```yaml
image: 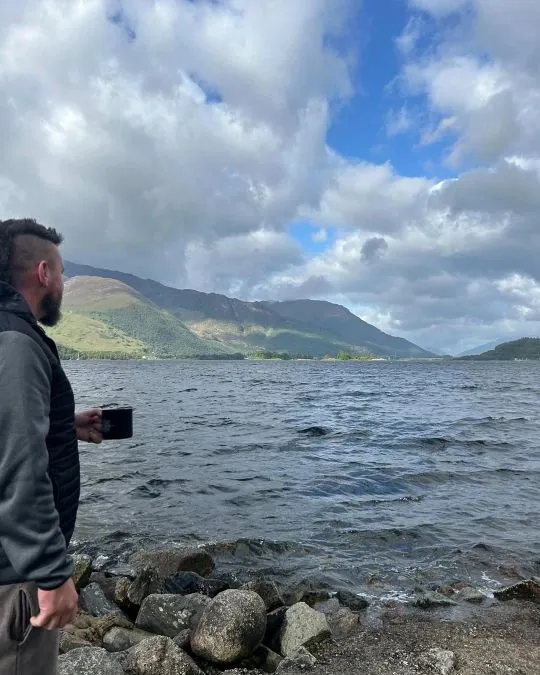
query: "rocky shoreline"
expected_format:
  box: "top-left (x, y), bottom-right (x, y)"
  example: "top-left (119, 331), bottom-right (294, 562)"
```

top-left (59, 546), bottom-right (540, 675)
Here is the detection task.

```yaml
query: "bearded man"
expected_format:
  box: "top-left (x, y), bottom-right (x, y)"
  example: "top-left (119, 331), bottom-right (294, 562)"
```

top-left (0, 218), bottom-right (102, 674)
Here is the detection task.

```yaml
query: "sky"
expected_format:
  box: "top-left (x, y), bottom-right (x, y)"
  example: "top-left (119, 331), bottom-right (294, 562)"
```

top-left (1, 0), bottom-right (540, 354)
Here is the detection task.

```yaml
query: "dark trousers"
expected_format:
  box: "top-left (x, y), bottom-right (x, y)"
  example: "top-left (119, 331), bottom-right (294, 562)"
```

top-left (0, 582), bottom-right (58, 675)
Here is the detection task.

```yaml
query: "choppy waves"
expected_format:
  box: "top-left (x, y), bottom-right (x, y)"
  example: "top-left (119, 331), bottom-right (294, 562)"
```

top-left (67, 359), bottom-right (540, 596)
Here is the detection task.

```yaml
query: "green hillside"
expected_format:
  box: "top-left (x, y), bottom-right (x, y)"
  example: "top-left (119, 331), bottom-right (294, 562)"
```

top-left (48, 311), bottom-right (146, 359)
top-left (52, 277), bottom-right (241, 359)
top-left (63, 262), bottom-right (434, 358)
top-left (460, 337), bottom-right (540, 360)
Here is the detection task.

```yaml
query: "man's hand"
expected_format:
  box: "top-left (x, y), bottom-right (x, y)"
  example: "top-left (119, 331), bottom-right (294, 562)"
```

top-left (30, 578), bottom-right (79, 630)
top-left (75, 408), bottom-right (102, 443)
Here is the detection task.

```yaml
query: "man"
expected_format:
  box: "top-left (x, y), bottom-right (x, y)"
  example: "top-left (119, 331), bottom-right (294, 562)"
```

top-left (0, 218), bottom-right (102, 674)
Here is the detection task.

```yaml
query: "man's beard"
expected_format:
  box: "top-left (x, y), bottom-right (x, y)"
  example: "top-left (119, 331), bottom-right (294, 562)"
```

top-left (39, 291), bottom-right (62, 327)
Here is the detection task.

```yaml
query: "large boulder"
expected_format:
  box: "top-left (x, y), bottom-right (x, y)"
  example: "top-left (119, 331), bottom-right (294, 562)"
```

top-left (57, 647), bottom-right (124, 675)
top-left (130, 548), bottom-right (215, 579)
top-left (136, 593), bottom-right (209, 638)
top-left (277, 603), bottom-right (331, 657)
top-left (80, 583), bottom-right (123, 618)
top-left (116, 636), bottom-right (204, 675)
top-left (191, 589), bottom-right (267, 665)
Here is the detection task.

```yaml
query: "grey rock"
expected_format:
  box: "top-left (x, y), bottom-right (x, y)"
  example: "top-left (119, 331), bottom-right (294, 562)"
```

top-left (114, 577), bottom-right (132, 612)
top-left (93, 554), bottom-right (114, 572)
top-left (117, 635), bottom-right (204, 675)
top-left (494, 578), bottom-right (540, 602)
top-left (326, 606), bottom-right (360, 639)
top-left (130, 548), bottom-right (215, 579)
top-left (58, 647), bottom-right (125, 675)
top-left (456, 586), bottom-right (487, 604)
top-left (336, 589), bottom-right (370, 611)
top-left (313, 598), bottom-right (341, 616)
top-left (241, 644), bottom-right (283, 673)
top-left (80, 583), bottom-right (123, 618)
top-left (127, 568), bottom-right (161, 607)
top-left (72, 554), bottom-right (93, 590)
top-left (103, 627), bottom-right (156, 652)
top-left (89, 573), bottom-right (119, 604)
top-left (301, 590), bottom-right (331, 607)
top-left (278, 603), bottom-right (331, 657)
top-left (281, 582), bottom-right (329, 608)
top-left (59, 631), bottom-right (92, 653)
top-left (191, 589), bottom-right (267, 664)
top-left (419, 648), bottom-right (456, 674)
top-left (241, 580), bottom-right (284, 611)
top-left (163, 571), bottom-right (229, 597)
top-left (173, 629), bottom-right (191, 650)
top-left (264, 606), bottom-right (288, 650)
top-left (108, 563), bottom-right (137, 579)
top-left (276, 647), bottom-right (317, 672)
top-left (67, 610), bottom-right (133, 645)
top-left (414, 591), bottom-right (458, 609)
top-left (136, 593), bottom-right (209, 638)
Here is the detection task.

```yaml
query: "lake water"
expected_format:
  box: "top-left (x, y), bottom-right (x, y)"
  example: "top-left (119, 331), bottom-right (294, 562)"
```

top-left (66, 359), bottom-right (540, 600)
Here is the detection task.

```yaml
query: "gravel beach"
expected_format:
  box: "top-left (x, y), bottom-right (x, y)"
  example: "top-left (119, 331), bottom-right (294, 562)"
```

top-left (303, 601), bottom-right (540, 675)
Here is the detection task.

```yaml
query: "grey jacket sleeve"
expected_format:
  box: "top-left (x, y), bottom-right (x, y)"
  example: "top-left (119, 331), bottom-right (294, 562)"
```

top-left (0, 331), bottom-right (74, 590)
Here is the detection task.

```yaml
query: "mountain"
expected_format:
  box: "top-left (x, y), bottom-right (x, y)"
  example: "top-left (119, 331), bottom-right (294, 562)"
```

top-left (49, 276), bottom-right (240, 359)
top-left (457, 339), bottom-right (512, 357)
top-left (459, 337), bottom-right (540, 360)
top-left (61, 261), bottom-right (434, 359)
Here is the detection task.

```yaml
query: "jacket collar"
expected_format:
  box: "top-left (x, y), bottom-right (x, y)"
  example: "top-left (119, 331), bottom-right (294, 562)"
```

top-left (0, 280), bottom-right (39, 328)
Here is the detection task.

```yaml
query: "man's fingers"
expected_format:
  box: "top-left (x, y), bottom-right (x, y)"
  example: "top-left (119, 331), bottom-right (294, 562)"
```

top-left (30, 612), bottom-right (57, 630)
top-left (31, 612), bottom-right (72, 630)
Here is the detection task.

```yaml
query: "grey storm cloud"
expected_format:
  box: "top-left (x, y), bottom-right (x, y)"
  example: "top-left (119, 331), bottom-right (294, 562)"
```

top-left (361, 237), bottom-right (388, 262)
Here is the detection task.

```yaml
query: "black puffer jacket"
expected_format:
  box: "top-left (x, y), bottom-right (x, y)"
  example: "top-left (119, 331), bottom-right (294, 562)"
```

top-left (0, 282), bottom-right (78, 589)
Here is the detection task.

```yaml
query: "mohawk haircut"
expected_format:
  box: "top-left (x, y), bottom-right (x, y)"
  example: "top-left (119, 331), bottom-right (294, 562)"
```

top-left (0, 218), bottom-right (63, 286)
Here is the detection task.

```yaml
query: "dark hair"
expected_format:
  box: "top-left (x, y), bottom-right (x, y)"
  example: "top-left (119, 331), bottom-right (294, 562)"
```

top-left (0, 218), bottom-right (64, 286)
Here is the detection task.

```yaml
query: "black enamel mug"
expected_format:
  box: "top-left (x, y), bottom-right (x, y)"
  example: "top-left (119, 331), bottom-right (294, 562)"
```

top-left (101, 406), bottom-right (133, 440)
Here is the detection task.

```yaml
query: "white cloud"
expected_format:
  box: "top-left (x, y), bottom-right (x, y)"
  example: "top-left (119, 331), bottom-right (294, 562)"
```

top-left (0, 0), bottom-right (353, 282)
top-left (386, 106), bottom-right (413, 138)
top-left (312, 161), bottom-right (433, 234)
top-left (1, 0), bottom-right (540, 353)
top-left (409, 0), bottom-right (469, 17)
top-left (185, 229), bottom-right (302, 297)
top-left (312, 228), bottom-right (328, 244)
top-left (396, 17), bottom-right (424, 56)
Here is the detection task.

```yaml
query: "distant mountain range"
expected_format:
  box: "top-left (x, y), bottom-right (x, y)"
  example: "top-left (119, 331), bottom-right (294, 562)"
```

top-left (46, 261), bottom-right (434, 360)
top-left (459, 337), bottom-right (540, 361)
top-left (457, 338), bottom-right (519, 357)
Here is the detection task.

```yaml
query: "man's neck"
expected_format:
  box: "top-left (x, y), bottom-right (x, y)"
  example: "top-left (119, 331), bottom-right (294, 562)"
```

top-left (17, 287), bottom-right (41, 322)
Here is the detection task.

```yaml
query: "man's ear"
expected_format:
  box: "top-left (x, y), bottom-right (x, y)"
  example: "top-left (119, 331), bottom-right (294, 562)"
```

top-left (36, 259), bottom-right (50, 287)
